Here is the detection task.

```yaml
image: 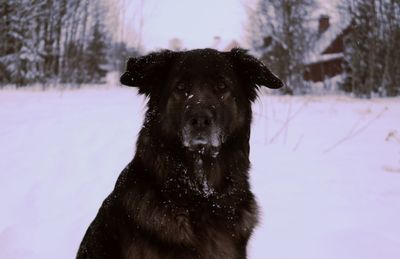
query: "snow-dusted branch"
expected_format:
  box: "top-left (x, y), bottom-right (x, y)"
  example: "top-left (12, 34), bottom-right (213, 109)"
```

top-left (269, 98), bottom-right (310, 144)
top-left (324, 106), bottom-right (388, 153)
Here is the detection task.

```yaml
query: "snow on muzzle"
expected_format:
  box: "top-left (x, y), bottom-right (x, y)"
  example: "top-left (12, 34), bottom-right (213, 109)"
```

top-left (181, 107), bottom-right (222, 157)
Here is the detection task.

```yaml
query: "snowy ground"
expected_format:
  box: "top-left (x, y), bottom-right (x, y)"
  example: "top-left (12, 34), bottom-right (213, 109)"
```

top-left (0, 86), bottom-right (399, 259)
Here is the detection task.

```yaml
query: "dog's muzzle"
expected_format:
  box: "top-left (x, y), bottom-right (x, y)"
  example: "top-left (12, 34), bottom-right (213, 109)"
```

top-left (181, 107), bottom-right (221, 157)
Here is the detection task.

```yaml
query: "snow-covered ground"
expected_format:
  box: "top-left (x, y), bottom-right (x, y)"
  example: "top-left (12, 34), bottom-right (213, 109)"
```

top-left (0, 87), bottom-right (399, 259)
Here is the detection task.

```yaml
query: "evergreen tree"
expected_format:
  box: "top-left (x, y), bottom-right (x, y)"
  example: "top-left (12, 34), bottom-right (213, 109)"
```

top-left (0, 1), bottom-right (23, 84)
top-left (341, 0), bottom-right (400, 97)
top-left (85, 20), bottom-right (108, 83)
top-left (380, 0), bottom-right (400, 96)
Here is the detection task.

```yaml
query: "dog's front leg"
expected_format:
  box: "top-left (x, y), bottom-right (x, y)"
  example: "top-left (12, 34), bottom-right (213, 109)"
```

top-left (124, 190), bottom-right (195, 245)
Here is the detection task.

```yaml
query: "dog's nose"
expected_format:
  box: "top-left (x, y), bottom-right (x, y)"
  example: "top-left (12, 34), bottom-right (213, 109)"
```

top-left (187, 110), bottom-right (213, 131)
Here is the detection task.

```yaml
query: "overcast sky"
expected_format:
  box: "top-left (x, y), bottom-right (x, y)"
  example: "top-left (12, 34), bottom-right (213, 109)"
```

top-left (121, 0), bottom-right (251, 51)
top-left (118, 0), bottom-right (341, 52)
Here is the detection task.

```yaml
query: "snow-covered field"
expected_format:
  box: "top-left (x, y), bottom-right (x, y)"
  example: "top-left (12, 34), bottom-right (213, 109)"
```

top-left (0, 86), bottom-right (399, 259)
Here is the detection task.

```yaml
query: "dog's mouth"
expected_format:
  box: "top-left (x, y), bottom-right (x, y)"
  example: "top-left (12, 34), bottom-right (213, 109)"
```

top-left (181, 128), bottom-right (222, 158)
top-left (186, 137), bottom-right (220, 157)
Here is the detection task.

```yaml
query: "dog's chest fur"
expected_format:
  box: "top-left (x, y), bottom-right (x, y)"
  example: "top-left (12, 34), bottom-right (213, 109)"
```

top-left (122, 198), bottom-right (256, 259)
top-left (115, 154), bottom-right (258, 259)
top-left (123, 221), bottom-right (238, 259)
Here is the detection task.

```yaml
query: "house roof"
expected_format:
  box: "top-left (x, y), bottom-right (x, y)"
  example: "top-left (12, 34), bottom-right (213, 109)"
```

top-left (304, 13), bottom-right (351, 64)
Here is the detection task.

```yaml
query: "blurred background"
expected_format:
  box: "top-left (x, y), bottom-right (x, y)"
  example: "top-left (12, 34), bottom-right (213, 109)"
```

top-left (0, 1), bottom-right (400, 259)
top-left (1, 0), bottom-right (399, 95)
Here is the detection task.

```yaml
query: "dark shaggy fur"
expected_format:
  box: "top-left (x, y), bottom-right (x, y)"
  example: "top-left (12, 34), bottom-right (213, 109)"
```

top-left (77, 48), bottom-right (283, 259)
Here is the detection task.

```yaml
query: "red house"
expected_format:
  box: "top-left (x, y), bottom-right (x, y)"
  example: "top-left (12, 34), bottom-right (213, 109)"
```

top-left (304, 15), bottom-right (351, 82)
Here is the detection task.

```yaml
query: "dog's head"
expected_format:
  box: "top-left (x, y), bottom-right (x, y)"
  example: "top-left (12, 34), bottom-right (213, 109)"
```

top-left (121, 48), bottom-right (283, 158)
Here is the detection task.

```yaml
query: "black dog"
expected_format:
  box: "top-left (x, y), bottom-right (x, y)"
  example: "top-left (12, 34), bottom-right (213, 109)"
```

top-left (77, 48), bottom-right (283, 259)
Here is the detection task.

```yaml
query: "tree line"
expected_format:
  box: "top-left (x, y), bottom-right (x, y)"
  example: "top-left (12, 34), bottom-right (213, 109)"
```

top-left (341, 0), bottom-right (400, 97)
top-left (0, 0), bottom-right (136, 86)
top-left (248, 0), bottom-right (400, 97)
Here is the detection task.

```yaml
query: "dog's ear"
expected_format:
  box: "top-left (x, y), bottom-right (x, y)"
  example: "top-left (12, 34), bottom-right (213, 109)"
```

top-left (120, 50), bottom-right (177, 96)
top-left (227, 48), bottom-right (284, 100)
